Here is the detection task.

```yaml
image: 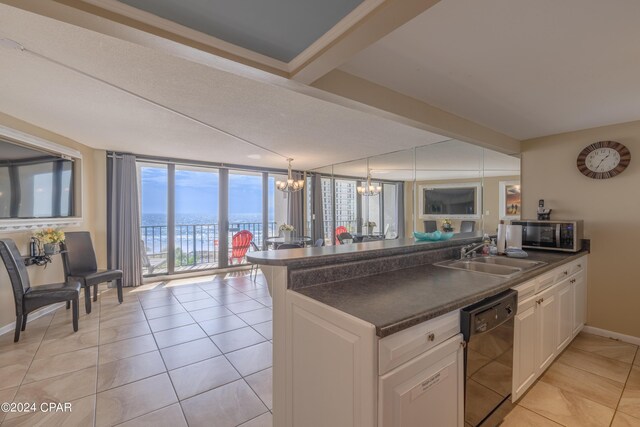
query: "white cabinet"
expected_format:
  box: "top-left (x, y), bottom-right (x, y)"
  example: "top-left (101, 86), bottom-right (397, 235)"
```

top-left (513, 296), bottom-right (537, 401)
top-left (572, 270), bottom-right (586, 335)
top-left (536, 285), bottom-right (558, 372)
top-left (512, 254), bottom-right (588, 402)
top-left (556, 278), bottom-right (574, 352)
top-left (379, 334), bottom-right (464, 427)
top-left (286, 291), bottom-right (377, 427)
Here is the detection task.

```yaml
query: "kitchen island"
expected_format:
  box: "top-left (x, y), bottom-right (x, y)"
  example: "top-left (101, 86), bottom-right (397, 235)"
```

top-left (248, 235), bottom-right (589, 427)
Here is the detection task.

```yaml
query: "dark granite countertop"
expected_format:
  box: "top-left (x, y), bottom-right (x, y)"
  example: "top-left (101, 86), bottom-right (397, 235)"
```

top-left (248, 233), bottom-right (483, 268)
top-left (295, 249), bottom-right (589, 338)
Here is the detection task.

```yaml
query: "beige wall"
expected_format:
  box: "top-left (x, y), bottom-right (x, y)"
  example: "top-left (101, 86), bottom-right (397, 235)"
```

top-left (522, 120), bottom-right (640, 338)
top-left (409, 176), bottom-right (520, 234)
top-left (0, 113), bottom-right (106, 329)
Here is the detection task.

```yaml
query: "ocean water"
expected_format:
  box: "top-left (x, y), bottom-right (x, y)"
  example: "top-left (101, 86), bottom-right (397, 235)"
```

top-left (141, 213), bottom-right (275, 258)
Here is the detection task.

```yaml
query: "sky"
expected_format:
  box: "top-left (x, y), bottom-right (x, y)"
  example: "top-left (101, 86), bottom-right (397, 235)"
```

top-left (140, 166), bottom-right (276, 219)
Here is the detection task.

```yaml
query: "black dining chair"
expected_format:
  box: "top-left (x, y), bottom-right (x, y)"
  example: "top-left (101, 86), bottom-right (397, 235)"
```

top-left (337, 232), bottom-right (354, 244)
top-left (0, 239), bottom-right (80, 342)
top-left (61, 231), bottom-right (123, 314)
top-left (460, 221), bottom-right (476, 233)
top-left (423, 221), bottom-right (438, 233)
top-left (277, 243), bottom-right (303, 249)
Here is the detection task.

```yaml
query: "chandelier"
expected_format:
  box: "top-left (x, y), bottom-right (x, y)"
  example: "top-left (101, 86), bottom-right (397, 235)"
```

top-left (276, 158), bottom-right (305, 193)
top-left (357, 160), bottom-right (382, 196)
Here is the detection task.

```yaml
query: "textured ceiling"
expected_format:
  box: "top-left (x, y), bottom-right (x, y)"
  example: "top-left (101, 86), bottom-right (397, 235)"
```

top-left (341, 0), bottom-right (640, 140)
top-left (118, 0), bottom-right (363, 62)
top-left (0, 3), bottom-right (450, 171)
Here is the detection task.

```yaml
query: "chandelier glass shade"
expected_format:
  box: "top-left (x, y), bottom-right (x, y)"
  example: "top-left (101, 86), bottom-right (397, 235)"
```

top-left (276, 158), bottom-right (305, 193)
top-left (357, 160), bottom-right (382, 196)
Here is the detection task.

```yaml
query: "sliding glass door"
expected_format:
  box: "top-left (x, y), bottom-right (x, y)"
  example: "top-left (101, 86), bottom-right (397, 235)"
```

top-left (139, 162), bottom-right (169, 276)
top-left (174, 166), bottom-right (219, 271)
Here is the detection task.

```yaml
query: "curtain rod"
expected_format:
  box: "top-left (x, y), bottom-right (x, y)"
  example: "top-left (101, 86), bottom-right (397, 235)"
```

top-left (107, 151), bottom-right (292, 175)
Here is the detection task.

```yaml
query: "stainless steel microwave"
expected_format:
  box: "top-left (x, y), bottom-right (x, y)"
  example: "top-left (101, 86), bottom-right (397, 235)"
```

top-left (510, 220), bottom-right (583, 252)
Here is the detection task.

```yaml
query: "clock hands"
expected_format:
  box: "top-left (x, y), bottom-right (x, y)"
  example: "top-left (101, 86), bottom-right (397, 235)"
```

top-left (595, 153), bottom-right (611, 171)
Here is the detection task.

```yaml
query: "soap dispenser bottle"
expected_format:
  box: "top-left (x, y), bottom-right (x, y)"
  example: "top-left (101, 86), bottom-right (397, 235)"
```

top-left (489, 238), bottom-right (498, 255)
top-left (482, 233), bottom-right (491, 255)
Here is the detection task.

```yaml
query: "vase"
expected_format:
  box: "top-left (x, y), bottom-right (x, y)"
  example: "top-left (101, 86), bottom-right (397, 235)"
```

top-left (43, 243), bottom-right (58, 255)
top-left (365, 226), bottom-right (373, 235)
top-left (282, 230), bottom-right (293, 242)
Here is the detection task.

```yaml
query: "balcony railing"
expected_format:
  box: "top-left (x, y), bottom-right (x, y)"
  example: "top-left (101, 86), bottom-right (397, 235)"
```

top-left (141, 222), bottom-right (277, 275)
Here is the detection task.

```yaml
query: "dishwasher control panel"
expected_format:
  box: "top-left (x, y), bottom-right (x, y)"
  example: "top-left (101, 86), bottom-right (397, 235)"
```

top-left (461, 289), bottom-right (518, 340)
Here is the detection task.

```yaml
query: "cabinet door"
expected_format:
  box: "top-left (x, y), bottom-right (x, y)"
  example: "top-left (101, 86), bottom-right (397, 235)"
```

top-left (512, 296), bottom-right (537, 402)
top-left (379, 335), bottom-right (464, 427)
top-left (536, 286), bottom-right (558, 373)
top-left (572, 271), bottom-right (586, 336)
top-left (556, 278), bottom-right (573, 352)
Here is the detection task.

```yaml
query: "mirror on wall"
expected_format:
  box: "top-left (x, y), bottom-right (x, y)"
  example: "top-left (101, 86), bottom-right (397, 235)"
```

top-left (308, 139), bottom-right (520, 243)
top-left (415, 140), bottom-right (484, 235)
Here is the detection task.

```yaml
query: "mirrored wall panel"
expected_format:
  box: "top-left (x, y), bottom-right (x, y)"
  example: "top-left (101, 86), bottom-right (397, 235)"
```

top-left (309, 139), bottom-right (520, 244)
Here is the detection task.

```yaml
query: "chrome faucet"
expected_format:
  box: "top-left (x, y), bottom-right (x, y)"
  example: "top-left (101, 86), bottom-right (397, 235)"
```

top-left (460, 243), bottom-right (486, 259)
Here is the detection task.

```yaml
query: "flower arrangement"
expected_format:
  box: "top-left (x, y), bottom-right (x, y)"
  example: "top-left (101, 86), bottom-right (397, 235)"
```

top-left (364, 221), bottom-right (377, 228)
top-left (441, 219), bottom-right (453, 232)
top-left (34, 228), bottom-right (65, 244)
top-left (279, 224), bottom-right (295, 232)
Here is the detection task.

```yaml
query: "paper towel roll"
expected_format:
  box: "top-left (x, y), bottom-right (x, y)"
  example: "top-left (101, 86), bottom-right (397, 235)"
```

top-left (506, 225), bottom-right (523, 249)
top-left (497, 222), bottom-right (506, 254)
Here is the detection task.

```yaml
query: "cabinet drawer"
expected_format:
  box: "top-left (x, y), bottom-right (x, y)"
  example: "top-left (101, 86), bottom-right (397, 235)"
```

top-left (536, 271), bottom-right (556, 293)
top-left (512, 279), bottom-right (536, 300)
top-left (570, 258), bottom-right (586, 275)
top-left (379, 310), bottom-right (460, 375)
top-left (554, 266), bottom-right (571, 283)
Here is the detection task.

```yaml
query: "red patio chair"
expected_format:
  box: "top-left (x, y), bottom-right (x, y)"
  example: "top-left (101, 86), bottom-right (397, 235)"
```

top-left (229, 230), bottom-right (253, 265)
top-left (335, 226), bottom-right (347, 245)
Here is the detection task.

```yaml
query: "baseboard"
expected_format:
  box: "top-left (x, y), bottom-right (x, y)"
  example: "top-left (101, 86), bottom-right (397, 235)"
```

top-left (0, 303), bottom-right (64, 338)
top-left (582, 325), bottom-right (640, 346)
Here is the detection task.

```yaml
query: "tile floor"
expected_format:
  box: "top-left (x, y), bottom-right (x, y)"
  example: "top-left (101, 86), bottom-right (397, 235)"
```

top-left (1, 269), bottom-right (639, 427)
top-left (0, 271), bottom-right (273, 427)
top-left (502, 332), bottom-right (640, 427)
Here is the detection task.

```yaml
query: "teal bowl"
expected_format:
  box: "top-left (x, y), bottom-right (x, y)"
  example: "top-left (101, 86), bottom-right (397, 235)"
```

top-left (413, 231), bottom-right (454, 241)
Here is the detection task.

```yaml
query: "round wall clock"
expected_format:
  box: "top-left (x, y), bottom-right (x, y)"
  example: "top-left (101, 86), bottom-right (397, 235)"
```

top-left (576, 140), bottom-right (631, 179)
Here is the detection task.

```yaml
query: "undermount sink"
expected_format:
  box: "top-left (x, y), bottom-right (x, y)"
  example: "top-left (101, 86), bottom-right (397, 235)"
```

top-left (434, 256), bottom-right (547, 278)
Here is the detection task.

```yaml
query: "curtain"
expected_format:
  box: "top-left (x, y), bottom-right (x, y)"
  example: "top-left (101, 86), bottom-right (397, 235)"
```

top-left (107, 153), bottom-right (142, 287)
top-left (311, 173), bottom-right (325, 242)
top-left (287, 171), bottom-right (304, 237)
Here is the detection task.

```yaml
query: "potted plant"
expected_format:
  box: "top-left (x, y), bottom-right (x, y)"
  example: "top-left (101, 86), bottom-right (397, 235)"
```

top-left (364, 221), bottom-right (376, 235)
top-left (279, 224), bottom-right (295, 242)
top-left (34, 228), bottom-right (65, 255)
top-left (441, 219), bottom-right (453, 232)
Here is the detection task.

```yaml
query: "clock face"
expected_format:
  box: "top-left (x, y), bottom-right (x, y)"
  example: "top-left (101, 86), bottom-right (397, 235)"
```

top-left (577, 141), bottom-right (631, 179)
top-left (585, 148), bottom-right (620, 172)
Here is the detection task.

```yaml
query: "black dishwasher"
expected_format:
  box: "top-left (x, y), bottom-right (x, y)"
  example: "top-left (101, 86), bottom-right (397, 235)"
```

top-left (461, 289), bottom-right (517, 427)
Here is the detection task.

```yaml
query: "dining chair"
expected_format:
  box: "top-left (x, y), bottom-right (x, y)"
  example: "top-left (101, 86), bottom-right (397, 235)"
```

top-left (337, 232), bottom-right (354, 244)
top-left (460, 221), bottom-right (476, 233)
top-left (335, 226), bottom-right (348, 245)
top-left (423, 221), bottom-right (437, 233)
top-left (277, 243), bottom-right (303, 249)
top-left (61, 231), bottom-right (123, 314)
top-left (249, 241), bottom-right (260, 282)
top-left (0, 239), bottom-right (80, 342)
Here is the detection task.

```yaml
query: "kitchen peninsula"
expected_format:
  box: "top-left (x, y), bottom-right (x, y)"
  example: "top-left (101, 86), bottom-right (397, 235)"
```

top-left (248, 235), bottom-right (589, 427)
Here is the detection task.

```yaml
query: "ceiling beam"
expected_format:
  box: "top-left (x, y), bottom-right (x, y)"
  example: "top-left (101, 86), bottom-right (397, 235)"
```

top-left (312, 70), bottom-right (522, 154)
top-left (290, 0), bottom-right (441, 84)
